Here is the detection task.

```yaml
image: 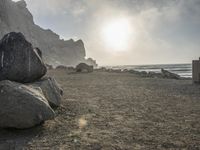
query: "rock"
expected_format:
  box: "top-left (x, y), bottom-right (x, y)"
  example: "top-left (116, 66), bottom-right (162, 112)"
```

top-left (161, 69), bottom-right (180, 79)
top-left (0, 32), bottom-right (47, 83)
top-left (0, 80), bottom-right (55, 129)
top-left (140, 71), bottom-right (148, 77)
top-left (76, 63), bottom-right (93, 73)
top-left (56, 65), bottom-right (67, 70)
top-left (55, 65), bottom-right (75, 73)
top-left (28, 77), bottom-right (63, 108)
top-left (129, 70), bottom-right (147, 77)
top-left (16, 0), bottom-right (27, 8)
top-left (46, 64), bottom-right (53, 70)
top-left (128, 70), bottom-right (140, 74)
top-left (122, 69), bottom-right (129, 72)
top-left (113, 69), bottom-right (122, 73)
top-left (0, 0), bottom-right (98, 67)
top-left (34, 47), bottom-right (42, 58)
top-left (148, 71), bottom-right (163, 78)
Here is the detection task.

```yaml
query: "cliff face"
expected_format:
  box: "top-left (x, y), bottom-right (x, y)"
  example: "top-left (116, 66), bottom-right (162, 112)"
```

top-left (0, 0), bottom-right (97, 67)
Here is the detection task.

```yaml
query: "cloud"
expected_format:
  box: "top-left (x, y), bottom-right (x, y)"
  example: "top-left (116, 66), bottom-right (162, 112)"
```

top-left (22, 0), bottom-right (200, 65)
top-left (25, 0), bottom-right (87, 17)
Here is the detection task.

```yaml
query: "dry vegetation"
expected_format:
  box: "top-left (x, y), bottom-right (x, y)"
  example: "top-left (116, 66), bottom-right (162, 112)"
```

top-left (0, 69), bottom-right (200, 150)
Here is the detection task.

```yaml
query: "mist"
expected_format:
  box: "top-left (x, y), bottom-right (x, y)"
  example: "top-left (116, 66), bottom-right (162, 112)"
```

top-left (13, 0), bottom-right (200, 66)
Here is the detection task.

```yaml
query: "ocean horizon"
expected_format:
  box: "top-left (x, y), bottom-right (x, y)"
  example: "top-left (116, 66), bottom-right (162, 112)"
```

top-left (103, 63), bottom-right (192, 78)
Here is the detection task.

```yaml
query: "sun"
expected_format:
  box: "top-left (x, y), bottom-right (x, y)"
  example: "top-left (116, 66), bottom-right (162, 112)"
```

top-left (101, 18), bottom-right (133, 52)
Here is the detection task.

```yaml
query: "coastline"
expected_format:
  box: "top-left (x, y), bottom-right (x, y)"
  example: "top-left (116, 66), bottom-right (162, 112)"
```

top-left (102, 63), bottom-right (192, 78)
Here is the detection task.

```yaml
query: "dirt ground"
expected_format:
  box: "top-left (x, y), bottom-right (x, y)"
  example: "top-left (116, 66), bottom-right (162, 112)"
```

top-left (0, 70), bottom-right (200, 150)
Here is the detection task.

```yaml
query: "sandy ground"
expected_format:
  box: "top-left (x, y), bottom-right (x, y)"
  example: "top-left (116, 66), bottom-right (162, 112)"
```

top-left (0, 69), bottom-right (200, 150)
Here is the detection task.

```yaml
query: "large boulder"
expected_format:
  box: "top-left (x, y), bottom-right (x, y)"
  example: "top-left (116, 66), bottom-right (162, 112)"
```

top-left (161, 69), bottom-right (180, 79)
top-left (0, 32), bottom-right (47, 83)
top-left (0, 80), bottom-right (55, 129)
top-left (76, 63), bottom-right (93, 73)
top-left (28, 77), bottom-right (63, 108)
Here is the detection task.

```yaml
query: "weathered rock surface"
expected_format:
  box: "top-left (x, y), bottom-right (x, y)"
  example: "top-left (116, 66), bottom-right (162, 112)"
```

top-left (161, 69), bottom-right (181, 79)
top-left (0, 80), bottom-right (55, 129)
top-left (46, 64), bottom-right (53, 70)
top-left (76, 63), bottom-right (93, 73)
top-left (28, 77), bottom-right (63, 108)
top-left (0, 32), bottom-right (47, 83)
top-left (148, 71), bottom-right (163, 78)
top-left (0, 0), bottom-right (97, 67)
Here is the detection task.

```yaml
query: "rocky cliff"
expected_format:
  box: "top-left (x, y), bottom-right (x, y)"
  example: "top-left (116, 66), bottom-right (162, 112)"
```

top-left (0, 0), bottom-right (97, 67)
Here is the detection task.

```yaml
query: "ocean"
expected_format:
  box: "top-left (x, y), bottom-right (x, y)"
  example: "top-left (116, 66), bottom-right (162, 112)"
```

top-left (104, 64), bottom-right (192, 78)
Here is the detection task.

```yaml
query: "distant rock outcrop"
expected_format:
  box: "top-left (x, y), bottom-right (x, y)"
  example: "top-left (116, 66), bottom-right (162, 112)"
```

top-left (76, 63), bottom-right (93, 73)
top-left (0, 32), bottom-right (47, 83)
top-left (161, 69), bottom-right (181, 79)
top-left (0, 0), bottom-right (97, 67)
top-left (0, 80), bottom-right (55, 129)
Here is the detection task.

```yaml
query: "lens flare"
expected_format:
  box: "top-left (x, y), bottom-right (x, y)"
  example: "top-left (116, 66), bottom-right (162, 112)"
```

top-left (101, 18), bottom-right (133, 52)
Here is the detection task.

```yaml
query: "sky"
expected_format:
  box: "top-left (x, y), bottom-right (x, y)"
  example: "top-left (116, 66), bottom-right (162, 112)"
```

top-left (13, 0), bottom-right (200, 65)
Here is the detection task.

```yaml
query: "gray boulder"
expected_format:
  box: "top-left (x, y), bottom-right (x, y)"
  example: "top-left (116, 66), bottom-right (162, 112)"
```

top-left (76, 63), bottom-right (93, 73)
top-left (0, 32), bottom-right (47, 83)
top-left (0, 80), bottom-right (55, 129)
top-left (28, 77), bottom-right (63, 108)
top-left (161, 69), bottom-right (180, 79)
top-left (148, 71), bottom-right (163, 78)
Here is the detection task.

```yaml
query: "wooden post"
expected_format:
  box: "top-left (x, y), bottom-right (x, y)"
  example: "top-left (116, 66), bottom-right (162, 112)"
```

top-left (192, 58), bottom-right (200, 83)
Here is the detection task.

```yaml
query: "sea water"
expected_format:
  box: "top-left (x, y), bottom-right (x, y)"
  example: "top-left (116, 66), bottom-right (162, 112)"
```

top-left (104, 64), bottom-right (192, 78)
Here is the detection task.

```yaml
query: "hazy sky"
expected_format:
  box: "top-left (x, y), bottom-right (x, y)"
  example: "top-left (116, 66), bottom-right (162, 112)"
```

top-left (13, 0), bottom-right (200, 65)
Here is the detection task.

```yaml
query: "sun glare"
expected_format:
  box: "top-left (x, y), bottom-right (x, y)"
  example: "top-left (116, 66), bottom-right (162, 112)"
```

top-left (101, 18), bottom-right (133, 52)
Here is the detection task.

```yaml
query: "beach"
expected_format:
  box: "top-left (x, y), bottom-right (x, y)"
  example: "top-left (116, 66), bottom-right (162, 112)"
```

top-left (0, 69), bottom-right (200, 149)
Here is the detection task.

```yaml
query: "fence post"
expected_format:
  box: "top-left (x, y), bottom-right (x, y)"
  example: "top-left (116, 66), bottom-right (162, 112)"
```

top-left (192, 58), bottom-right (200, 83)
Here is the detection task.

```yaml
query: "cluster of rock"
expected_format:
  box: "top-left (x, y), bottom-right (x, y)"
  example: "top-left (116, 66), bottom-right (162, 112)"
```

top-left (128, 69), bottom-right (181, 79)
top-left (96, 67), bottom-right (182, 79)
top-left (51, 63), bottom-right (94, 73)
top-left (0, 32), bottom-right (62, 129)
top-left (55, 65), bottom-right (75, 71)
